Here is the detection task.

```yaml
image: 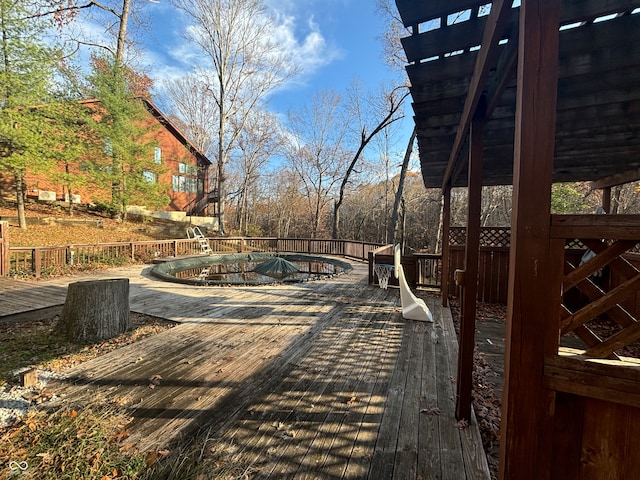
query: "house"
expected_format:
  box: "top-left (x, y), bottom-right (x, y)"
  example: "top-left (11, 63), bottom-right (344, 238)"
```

top-left (0, 97), bottom-right (217, 226)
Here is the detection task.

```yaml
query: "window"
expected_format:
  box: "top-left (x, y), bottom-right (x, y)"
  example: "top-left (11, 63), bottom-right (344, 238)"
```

top-left (178, 162), bottom-right (198, 175)
top-left (143, 171), bottom-right (156, 183)
top-left (154, 147), bottom-right (162, 164)
top-left (104, 137), bottom-right (113, 157)
top-left (171, 175), bottom-right (198, 193)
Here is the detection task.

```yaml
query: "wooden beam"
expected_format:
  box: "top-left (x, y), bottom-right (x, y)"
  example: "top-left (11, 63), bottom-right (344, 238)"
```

top-left (441, 184), bottom-right (452, 307)
top-left (551, 214), bottom-right (640, 240)
top-left (499, 1), bottom-right (561, 479)
top-left (543, 351), bottom-right (640, 409)
top-left (441, 0), bottom-right (513, 191)
top-left (591, 167), bottom-right (640, 189)
top-left (602, 187), bottom-right (612, 213)
top-left (456, 113), bottom-right (484, 421)
top-left (401, 8), bottom-right (519, 63)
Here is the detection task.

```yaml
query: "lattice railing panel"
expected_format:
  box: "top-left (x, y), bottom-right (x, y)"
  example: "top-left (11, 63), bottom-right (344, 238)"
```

top-left (449, 226), bottom-right (511, 247)
top-left (561, 238), bottom-right (640, 359)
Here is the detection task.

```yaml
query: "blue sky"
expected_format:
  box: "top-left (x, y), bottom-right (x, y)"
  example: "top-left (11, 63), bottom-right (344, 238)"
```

top-left (137, 0), bottom-right (409, 132)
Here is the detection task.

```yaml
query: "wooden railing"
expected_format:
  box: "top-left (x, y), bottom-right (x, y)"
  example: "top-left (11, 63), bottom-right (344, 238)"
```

top-left (5, 237), bottom-right (382, 278)
top-left (368, 245), bottom-right (443, 290)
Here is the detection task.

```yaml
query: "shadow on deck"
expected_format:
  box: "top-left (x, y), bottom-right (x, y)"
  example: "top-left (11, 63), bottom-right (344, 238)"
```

top-left (1, 263), bottom-right (490, 479)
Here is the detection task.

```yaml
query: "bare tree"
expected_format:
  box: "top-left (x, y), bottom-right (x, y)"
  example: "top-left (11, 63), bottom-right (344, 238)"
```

top-left (31, 0), bottom-right (151, 70)
top-left (375, 0), bottom-right (411, 71)
top-left (231, 110), bottom-right (285, 235)
top-left (332, 81), bottom-right (409, 239)
top-left (172, 0), bottom-right (300, 234)
top-left (286, 89), bottom-right (348, 238)
top-left (162, 74), bottom-right (217, 155)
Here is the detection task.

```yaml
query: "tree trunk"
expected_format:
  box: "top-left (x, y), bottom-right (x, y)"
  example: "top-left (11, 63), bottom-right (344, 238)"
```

top-left (57, 278), bottom-right (130, 342)
top-left (389, 127), bottom-right (416, 244)
top-left (14, 171), bottom-right (27, 230)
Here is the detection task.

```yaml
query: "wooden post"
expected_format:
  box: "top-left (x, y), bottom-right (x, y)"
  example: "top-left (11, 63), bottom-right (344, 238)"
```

top-left (0, 221), bottom-right (9, 276)
top-left (456, 113), bottom-right (484, 421)
top-left (33, 248), bottom-right (42, 278)
top-left (602, 187), bottom-right (612, 213)
top-left (499, 1), bottom-right (561, 478)
top-left (441, 185), bottom-right (452, 307)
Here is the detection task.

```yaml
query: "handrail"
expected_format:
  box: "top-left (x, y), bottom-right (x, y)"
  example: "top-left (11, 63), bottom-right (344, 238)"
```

top-left (6, 237), bottom-right (382, 278)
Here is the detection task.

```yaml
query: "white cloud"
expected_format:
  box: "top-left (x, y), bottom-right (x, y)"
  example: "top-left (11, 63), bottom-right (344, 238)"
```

top-left (270, 13), bottom-right (343, 80)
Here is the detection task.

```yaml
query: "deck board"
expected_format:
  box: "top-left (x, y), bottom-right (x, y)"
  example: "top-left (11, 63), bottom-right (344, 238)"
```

top-left (1, 260), bottom-right (489, 479)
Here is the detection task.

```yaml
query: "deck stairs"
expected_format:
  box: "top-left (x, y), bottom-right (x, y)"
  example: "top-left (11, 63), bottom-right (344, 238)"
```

top-left (186, 226), bottom-right (212, 279)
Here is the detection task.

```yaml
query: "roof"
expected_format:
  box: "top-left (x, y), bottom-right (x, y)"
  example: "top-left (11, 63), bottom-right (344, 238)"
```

top-left (395, 1), bottom-right (640, 189)
top-left (140, 98), bottom-right (212, 167)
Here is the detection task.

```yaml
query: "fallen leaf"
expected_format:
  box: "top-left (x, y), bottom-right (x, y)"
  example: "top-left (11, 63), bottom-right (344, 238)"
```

top-left (456, 419), bottom-right (469, 429)
top-left (420, 407), bottom-right (441, 416)
top-left (145, 451), bottom-right (158, 467)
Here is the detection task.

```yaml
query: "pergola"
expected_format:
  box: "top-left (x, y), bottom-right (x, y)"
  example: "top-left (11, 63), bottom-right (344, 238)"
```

top-left (394, 1), bottom-right (640, 478)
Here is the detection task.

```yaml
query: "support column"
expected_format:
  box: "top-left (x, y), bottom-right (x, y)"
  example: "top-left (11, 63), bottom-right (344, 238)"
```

top-left (499, 1), bottom-right (561, 478)
top-left (602, 187), bottom-right (612, 213)
top-left (441, 184), bottom-right (452, 307)
top-left (456, 114), bottom-right (484, 421)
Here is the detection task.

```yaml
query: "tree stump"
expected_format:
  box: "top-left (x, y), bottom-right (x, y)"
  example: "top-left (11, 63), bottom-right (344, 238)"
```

top-left (57, 278), bottom-right (130, 342)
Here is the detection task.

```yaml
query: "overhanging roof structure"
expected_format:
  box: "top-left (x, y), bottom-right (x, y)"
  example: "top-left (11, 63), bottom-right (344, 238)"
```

top-left (395, 1), bottom-right (640, 189)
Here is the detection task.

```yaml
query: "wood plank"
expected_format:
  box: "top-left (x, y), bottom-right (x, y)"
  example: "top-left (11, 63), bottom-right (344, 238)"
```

top-left (551, 392), bottom-right (584, 480)
top-left (579, 398), bottom-right (640, 480)
top-left (441, 0), bottom-right (512, 190)
top-left (392, 322), bottom-right (424, 480)
top-left (563, 261), bottom-right (636, 331)
top-left (586, 322), bottom-right (640, 359)
top-left (551, 214), bottom-right (640, 240)
top-left (368, 316), bottom-right (414, 478)
top-left (591, 167), bottom-right (640, 189)
top-left (418, 308), bottom-right (441, 479)
top-left (440, 300), bottom-right (491, 480)
top-left (562, 273), bottom-right (640, 334)
top-left (279, 296), bottom-right (397, 478)
top-left (543, 351), bottom-right (640, 408)
top-left (563, 240), bottom-right (638, 291)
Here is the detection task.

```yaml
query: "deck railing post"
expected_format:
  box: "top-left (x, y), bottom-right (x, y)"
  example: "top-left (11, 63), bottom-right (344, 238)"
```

top-left (33, 248), bottom-right (41, 278)
top-left (0, 221), bottom-right (8, 276)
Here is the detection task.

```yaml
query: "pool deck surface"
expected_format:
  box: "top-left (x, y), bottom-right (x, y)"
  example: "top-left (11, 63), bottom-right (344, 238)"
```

top-left (0, 261), bottom-right (490, 479)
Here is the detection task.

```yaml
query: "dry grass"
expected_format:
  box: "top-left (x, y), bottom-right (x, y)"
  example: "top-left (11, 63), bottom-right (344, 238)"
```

top-left (0, 201), bottom-right (173, 247)
top-left (0, 403), bottom-right (147, 480)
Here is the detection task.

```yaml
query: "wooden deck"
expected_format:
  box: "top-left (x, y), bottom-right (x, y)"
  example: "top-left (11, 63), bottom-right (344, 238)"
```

top-left (1, 261), bottom-right (489, 479)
